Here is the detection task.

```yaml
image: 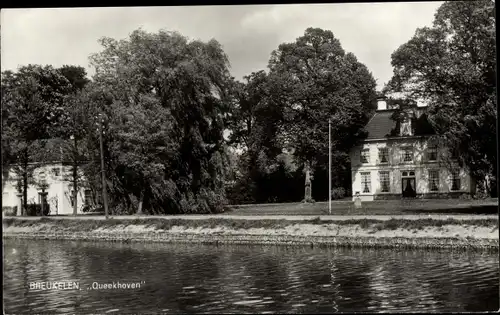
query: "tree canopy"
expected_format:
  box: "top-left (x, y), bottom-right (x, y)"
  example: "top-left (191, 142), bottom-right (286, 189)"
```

top-left (87, 29), bottom-right (233, 213)
top-left (385, 0), bottom-right (496, 195)
top-left (268, 28), bottom-right (376, 162)
top-left (1, 65), bottom-right (79, 214)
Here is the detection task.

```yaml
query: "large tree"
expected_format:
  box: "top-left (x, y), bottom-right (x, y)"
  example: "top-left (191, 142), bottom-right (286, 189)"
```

top-left (385, 0), bottom-right (496, 196)
top-left (267, 27), bottom-right (377, 201)
top-left (87, 29), bottom-right (232, 214)
top-left (2, 65), bottom-right (73, 215)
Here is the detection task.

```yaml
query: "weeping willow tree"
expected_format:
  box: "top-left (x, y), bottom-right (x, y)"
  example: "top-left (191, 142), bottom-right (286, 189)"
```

top-left (86, 29), bottom-right (232, 214)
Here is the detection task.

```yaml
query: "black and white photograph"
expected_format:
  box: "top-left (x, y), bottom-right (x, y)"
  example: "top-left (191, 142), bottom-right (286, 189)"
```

top-left (2, 1), bottom-right (498, 313)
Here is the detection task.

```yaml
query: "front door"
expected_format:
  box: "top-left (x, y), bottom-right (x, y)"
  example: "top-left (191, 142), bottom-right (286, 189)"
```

top-left (401, 171), bottom-right (416, 198)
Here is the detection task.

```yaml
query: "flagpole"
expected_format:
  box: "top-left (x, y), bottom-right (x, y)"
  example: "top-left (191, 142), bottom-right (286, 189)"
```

top-left (328, 119), bottom-right (332, 215)
top-left (98, 113), bottom-right (109, 220)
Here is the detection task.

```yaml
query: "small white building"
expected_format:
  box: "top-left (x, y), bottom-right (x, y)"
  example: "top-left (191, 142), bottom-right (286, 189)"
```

top-left (2, 139), bottom-right (98, 215)
top-left (350, 98), bottom-right (475, 201)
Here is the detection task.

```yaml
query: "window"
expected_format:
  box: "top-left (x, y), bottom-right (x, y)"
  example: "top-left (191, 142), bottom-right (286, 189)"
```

top-left (361, 172), bottom-right (371, 193)
top-left (360, 149), bottom-right (370, 164)
top-left (428, 170), bottom-right (439, 192)
top-left (70, 190), bottom-right (75, 207)
top-left (451, 169), bottom-right (461, 191)
top-left (402, 170), bottom-right (415, 177)
top-left (379, 171), bottom-right (390, 192)
top-left (84, 189), bottom-right (93, 206)
top-left (428, 146), bottom-right (438, 161)
top-left (401, 147), bottom-right (413, 162)
top-left (378, 148), bottom-right (389, 164)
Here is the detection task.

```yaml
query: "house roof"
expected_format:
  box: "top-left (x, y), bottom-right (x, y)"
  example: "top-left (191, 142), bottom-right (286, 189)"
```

top-left (364, 108), bottom-right (435, 140)
top-left (365, 110), bottom-right (397, 140)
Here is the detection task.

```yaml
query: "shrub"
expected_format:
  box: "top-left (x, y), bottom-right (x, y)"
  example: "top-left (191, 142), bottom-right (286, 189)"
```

top-left (331, 187), bottom-right (346, 200)
top-left (459, 193), bottom-right (472, 200)
top-left (384, 219), bottom-right (399, 230)
top-left (111, 202), bottom-right (133, 215)
top-left (473, 189), bottom-right (490, 200)
top-left (2, 206), bottom-right (16, 216)
top-left (26, 204), bottom-right (50, 216)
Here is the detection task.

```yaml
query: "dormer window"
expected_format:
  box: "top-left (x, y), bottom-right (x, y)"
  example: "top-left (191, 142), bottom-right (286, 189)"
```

top-left (400, 115), bottom-right (413, 136)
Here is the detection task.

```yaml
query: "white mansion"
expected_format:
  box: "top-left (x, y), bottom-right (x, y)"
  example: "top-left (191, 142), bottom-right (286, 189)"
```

top-left (2, 139), bottom-right (96, 216)
top-left (350, 98), bottom-right (475, 201)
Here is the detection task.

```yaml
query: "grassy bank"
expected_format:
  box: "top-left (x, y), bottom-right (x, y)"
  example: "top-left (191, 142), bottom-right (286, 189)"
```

top-left (3, 217), bottom-right (498, 250)
top-left (2, 216), bottom-right (499, 231)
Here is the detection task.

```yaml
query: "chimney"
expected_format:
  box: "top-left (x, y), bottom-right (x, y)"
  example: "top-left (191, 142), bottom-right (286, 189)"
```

top-left (377, 99), bottom-right (387, 111)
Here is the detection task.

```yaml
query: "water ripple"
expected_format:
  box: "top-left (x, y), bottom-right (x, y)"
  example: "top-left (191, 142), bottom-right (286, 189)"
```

top-left (3, 240), bottom-right (499, 314)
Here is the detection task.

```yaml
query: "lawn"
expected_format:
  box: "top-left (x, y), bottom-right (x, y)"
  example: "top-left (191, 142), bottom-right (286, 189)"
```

top-left (226, 198), bottom-right (499, 216)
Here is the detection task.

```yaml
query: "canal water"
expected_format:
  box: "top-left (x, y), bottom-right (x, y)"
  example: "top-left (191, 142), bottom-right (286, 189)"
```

top-left (3, 239), bottom-right (499, 313)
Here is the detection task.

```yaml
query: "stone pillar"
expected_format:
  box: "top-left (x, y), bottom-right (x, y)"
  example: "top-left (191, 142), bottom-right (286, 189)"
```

top-left (16, 193), bottom-right (23, 216)
top-left (304, 163), bottom-right (313, 203)
top-left (354, 192), bottom-right (362, 209)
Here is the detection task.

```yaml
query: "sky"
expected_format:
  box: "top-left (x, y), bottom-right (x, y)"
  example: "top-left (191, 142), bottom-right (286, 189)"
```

top-left (1, 3), bottom-right (443, 90)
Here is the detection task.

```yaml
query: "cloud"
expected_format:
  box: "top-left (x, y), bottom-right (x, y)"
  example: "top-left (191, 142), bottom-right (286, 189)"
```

top-left (238, 2), bottom-right (443, 88)
top-left (1, 3), bottom-right (443, 89)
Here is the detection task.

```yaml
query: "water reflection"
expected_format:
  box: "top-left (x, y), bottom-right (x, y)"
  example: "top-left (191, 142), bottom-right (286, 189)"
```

top-left (3, 240), bottom-right (499, 314)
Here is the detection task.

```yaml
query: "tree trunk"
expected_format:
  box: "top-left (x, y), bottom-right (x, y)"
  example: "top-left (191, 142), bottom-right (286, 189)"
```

top-left (40, 191), bottom-right (44, 217)
top-left (72, 182), bottom-right (78, 216)
top-left (72, 138), bottom-right (78, 216)
top-left (137, 190), bottom-right (144, 215)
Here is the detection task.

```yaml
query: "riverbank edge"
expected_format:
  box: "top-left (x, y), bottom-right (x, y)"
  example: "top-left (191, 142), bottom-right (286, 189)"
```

top-left (3, 230), bottom-right (498, 251)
